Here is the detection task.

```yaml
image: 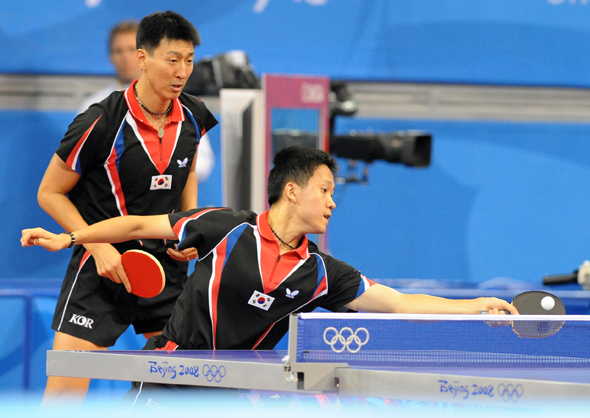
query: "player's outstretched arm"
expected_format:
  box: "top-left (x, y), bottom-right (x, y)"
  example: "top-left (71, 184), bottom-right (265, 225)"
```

top-left (21, 228), bottom-right (72, 252)
top-left (347, 284), bottom-right (519, 315)
top-left (21, 214), bottom-right (178, 251)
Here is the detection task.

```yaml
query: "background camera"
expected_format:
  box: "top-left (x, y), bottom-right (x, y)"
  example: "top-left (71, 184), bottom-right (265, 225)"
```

top-left (331, 131), bottom-right (431, 167)
top-left (328, 81), bottom-right (432, 170)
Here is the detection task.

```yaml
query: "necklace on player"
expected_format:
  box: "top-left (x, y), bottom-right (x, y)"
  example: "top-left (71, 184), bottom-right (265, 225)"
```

top-left (133, 84), bottom-right (171, 139)
top-left (133, 84), bottom-right (172, 116)
top-left (155, 117), bottom-right (166, 139)
top-left (269, 224), bottom-right (296, 250)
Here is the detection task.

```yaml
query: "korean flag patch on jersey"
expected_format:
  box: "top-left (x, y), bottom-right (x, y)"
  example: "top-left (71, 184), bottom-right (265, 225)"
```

top-left (249, 291), bottom-right (275, 311)
top-left (151, 174), bottom-right (172, 190)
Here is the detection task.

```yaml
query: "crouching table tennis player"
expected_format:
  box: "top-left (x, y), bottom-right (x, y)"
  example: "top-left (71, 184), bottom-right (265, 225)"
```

top-left (22, 146), bottom-right (517, 404)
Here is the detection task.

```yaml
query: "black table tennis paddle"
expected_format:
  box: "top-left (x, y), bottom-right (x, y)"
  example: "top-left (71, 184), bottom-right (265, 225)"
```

top-left (511, 291), bottom-right (565, 338)
top-left (482, 291), bottom-right (566, 338)
top-left (512, 290), bottom-right (565, 315)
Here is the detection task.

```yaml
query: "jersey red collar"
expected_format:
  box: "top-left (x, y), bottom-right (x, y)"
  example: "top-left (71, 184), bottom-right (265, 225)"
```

top-left (124, 79), bottom-right (184, 124)
top-left (258, 211), bottom-right (309, 258)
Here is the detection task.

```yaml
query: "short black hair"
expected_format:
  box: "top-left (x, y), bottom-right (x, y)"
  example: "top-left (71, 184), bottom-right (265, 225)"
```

top-left (136, 11), bottom-right (201, 54)
top-left (267, 146), bottom-right (339, 206)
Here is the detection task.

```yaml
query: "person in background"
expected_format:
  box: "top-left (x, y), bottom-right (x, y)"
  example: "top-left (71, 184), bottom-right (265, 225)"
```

top-left (36, 11), bottom-right (218, 404)
top-left (77, 20), bottom-right (141, 114)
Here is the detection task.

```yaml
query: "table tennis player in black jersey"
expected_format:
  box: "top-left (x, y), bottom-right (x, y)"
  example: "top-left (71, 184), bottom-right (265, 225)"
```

top-left (35, 10), bottom-right (217, 404)
top-left (22, 146), bottom-right (518, 406)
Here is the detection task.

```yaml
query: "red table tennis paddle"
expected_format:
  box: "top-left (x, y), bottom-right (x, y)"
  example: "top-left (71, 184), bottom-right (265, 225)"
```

top-left (121, 249), bottom-right (165, 298)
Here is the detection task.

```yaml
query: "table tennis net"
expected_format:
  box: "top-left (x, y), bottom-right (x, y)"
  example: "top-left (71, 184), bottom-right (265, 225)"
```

top-left (295, 313), bottom-right (590, 368)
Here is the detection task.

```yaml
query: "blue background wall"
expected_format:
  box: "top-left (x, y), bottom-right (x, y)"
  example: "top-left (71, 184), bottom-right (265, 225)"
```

top-left (2, 0), bottom-right (590, 404)
top-left (3, 0), bottom-right (590, 86)
top-left (330, 118), bottom-right (590, 284)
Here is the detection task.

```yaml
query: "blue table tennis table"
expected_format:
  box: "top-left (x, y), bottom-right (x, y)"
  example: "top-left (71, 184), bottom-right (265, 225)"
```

top-left (47, 313), bottom-right (590, 412)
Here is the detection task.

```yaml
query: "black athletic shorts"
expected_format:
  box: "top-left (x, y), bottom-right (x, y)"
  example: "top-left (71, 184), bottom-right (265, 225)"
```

top-left (51, 246), bottom-right (188, 347)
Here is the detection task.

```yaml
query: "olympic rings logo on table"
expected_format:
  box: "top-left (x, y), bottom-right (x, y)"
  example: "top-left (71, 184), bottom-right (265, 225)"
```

top-left (323, 326), bottom-right (370, 353)
top-left (203, 364), bottom-right (226, 383)
top-left (497, 383), bottom-right (524, 402)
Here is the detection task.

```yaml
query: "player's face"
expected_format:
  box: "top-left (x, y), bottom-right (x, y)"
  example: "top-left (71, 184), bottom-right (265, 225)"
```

top-left (140, 38), bottom-right (194, 102)
top-left (295, 165), bottom-right (336, 235)
top-left (110, 31), bottom-right (141, 84)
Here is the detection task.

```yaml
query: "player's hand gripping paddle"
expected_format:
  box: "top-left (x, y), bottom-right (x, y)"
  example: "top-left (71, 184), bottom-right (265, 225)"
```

top-left (482, 291), bottom-right (566, 338)
top-left (121, 250), bottom-right (165, 298)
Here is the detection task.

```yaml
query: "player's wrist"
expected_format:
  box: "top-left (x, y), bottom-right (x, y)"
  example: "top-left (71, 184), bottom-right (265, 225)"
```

top-left (469, 297), bottom-right (487, 314)
top-left (61, 231), bottom-right (76, 249)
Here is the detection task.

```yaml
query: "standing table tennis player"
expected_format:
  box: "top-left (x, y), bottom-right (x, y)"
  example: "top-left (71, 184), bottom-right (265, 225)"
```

top-left (27, 147), bottom-right (518, 385)
top-left (77, 19), bottom-right (216, 183)
top-left (36, 11), bottom-right (217, 403)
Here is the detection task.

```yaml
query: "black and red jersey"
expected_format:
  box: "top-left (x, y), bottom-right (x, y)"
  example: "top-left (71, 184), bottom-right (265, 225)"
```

top-left (56, 81), bottom-right (217, 259)
top-left (163, 208), bottom-right (375, 350)
top-left (57, 80), bottom-right (217, 225)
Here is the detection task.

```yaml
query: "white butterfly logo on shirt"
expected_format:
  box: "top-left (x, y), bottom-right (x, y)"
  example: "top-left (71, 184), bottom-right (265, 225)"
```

top-left (286, 288), bottom-right (299, 299)
top-left (177, 158), bottom-right (188, 168)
